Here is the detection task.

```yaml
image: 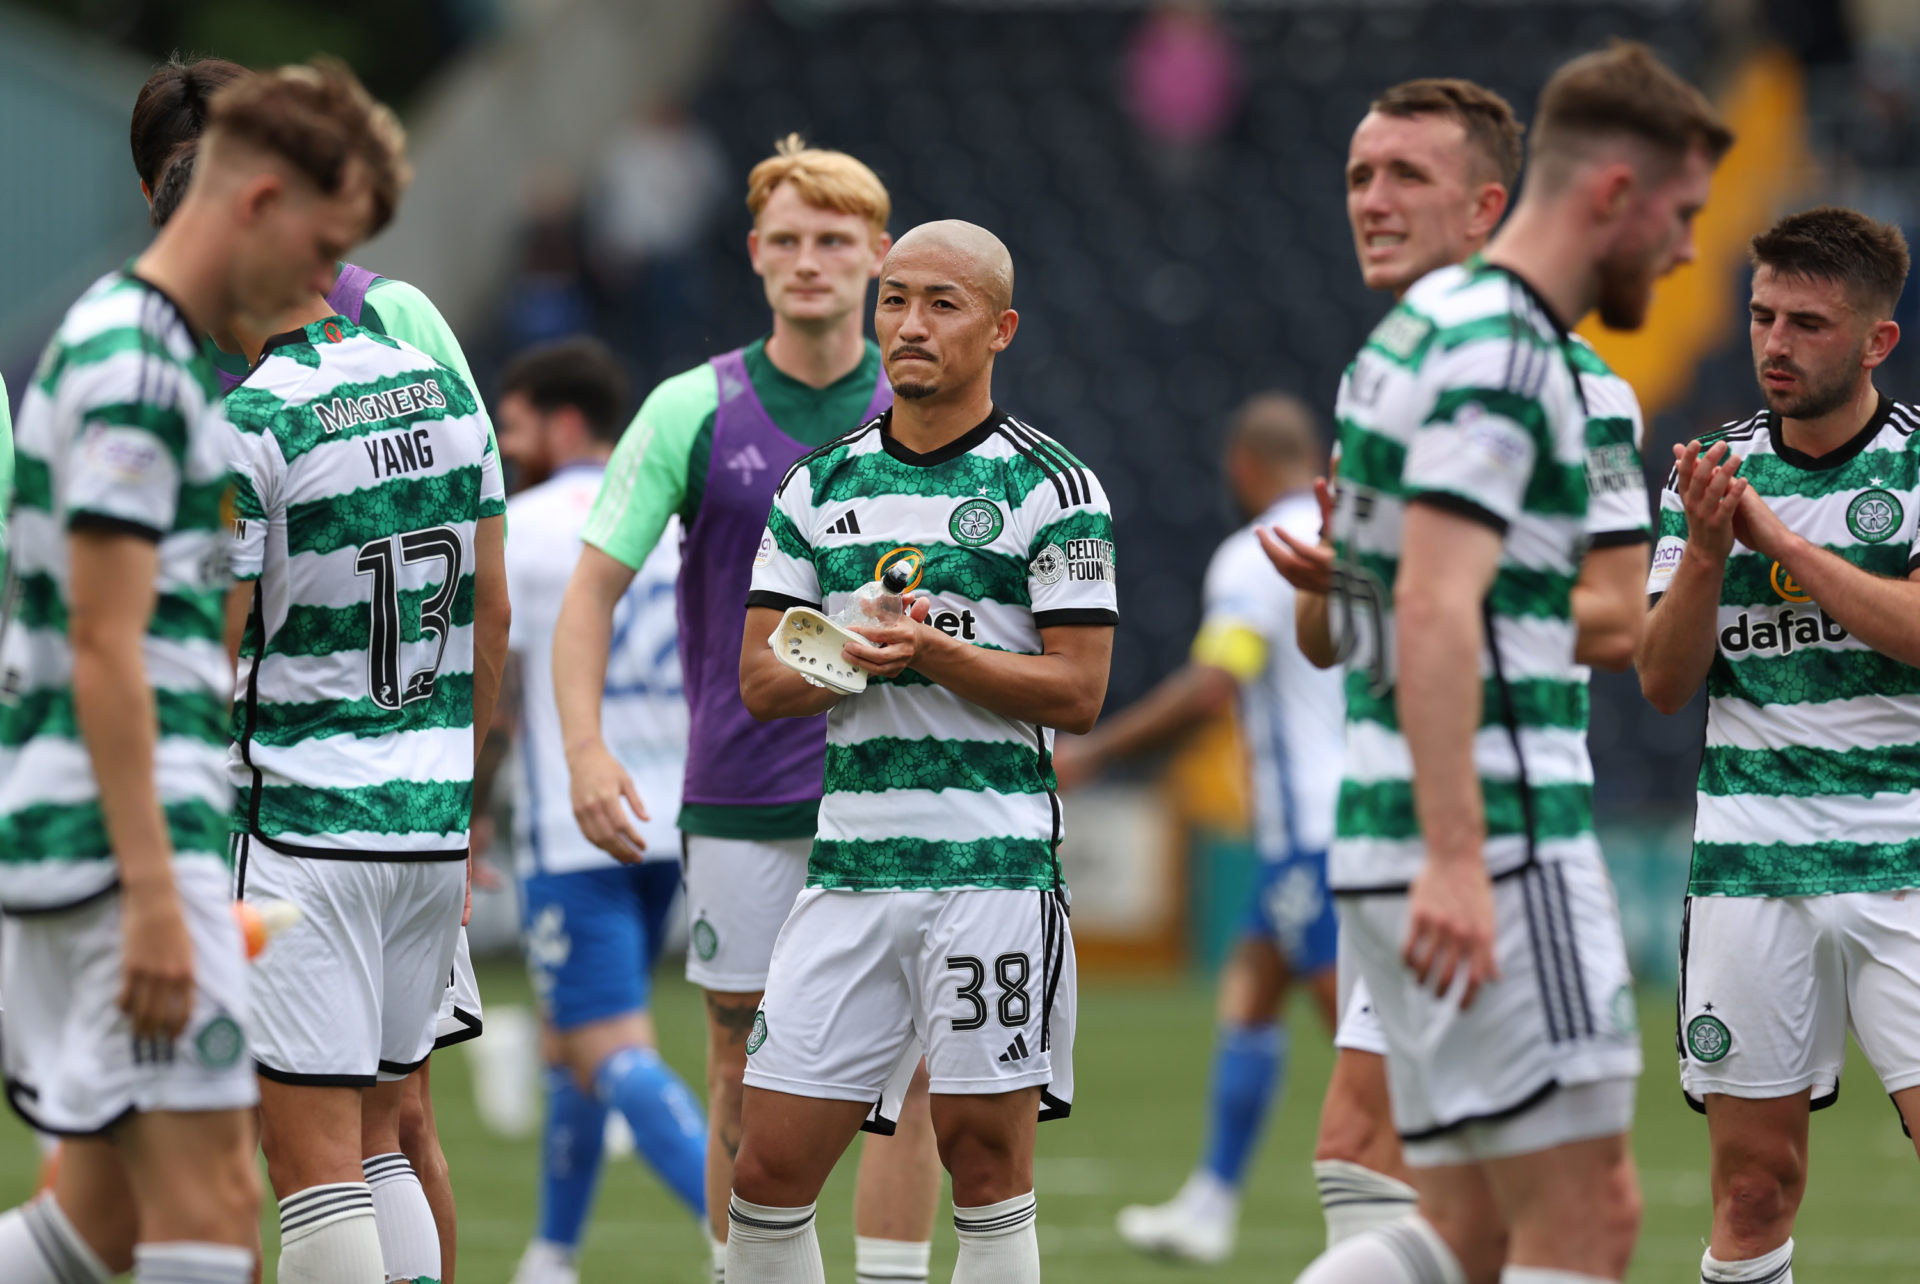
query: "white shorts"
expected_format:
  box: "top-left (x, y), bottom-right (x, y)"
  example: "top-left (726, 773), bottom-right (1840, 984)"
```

top-left (239, 841), bottom-right (465, 1084)
top-left (1334, 932), bottom-right (1389, 1056)
top-left (1343, 851), bottom-right (1642, 1164)
top-left (681, 835), bottom-right (809, 992)
top-left (1679, 891), bottom-right (1920, 1108)
top-left (433, 927), bottom-right (483, 1050)
top-left (2, 860), bottom-right (258, 1135)
top-left (744, 887), bottom-right (1075, 1131)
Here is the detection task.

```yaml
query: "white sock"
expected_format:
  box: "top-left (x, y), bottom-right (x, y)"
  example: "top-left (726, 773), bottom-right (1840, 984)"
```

top-left (278, 1183), bottom-right (385, 1284)
top-left (133, 1242), bottom-right (254, 1284)
top-left (1296, 1216), bottom-right (1467, 1284)
top-left (725, 1195), bottom-right (823, 1284)
top-left (364, 1153), bottom-right (441, 1282)
top-left (1314, 1159), bottom-right (1418, 1246)
top-left (855, 1235), bottom-right (932, 1283)
top-left (952, 1192), bottom-right (1038, 1284)
top-left (1502, 1271), bottom-right (1616, 1283)
top-left (1701, 1238), bottom-right (1793, 1283)
top-left (0, 1195), bottom-right (111, 1284)
top-left (709, 1230), bottom-right (727, 1284)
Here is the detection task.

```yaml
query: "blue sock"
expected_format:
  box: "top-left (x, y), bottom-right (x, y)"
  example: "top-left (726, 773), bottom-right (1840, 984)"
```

top-left (1200, 1023), bottom-right (1286, 1188)
top-left (539, 1064), bottom-right (609, 1249)
top-left (595, 1045), bottom-right (708, 1217)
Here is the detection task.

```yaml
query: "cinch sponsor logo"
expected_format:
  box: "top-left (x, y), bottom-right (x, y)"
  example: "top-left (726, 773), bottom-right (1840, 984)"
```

top-left (1720, 607), bottom-right (1848, 656)
top-left (314, 378), bottom-right (447, 434)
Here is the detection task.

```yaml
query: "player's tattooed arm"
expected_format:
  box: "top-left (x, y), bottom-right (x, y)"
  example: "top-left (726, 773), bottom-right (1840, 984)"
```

top-left (740, 605), bottom-right (848, 720)
top-left (707, 993), bottom-right (762, 1046)
top-left (1737, 483), bottom-right (1920, 668)
top-left (1638, 439), bottom-right (1745, 714)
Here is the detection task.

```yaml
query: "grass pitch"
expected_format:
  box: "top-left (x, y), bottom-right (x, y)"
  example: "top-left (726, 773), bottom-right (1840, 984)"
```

top-left (5, 957), bottom-right (1918, 1281)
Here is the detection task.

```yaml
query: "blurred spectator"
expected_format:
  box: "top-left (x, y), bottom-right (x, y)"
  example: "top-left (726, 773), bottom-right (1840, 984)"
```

top-left (586, 99), bottom-right (728, 371)
top-left (1125, 0), bottom-right (1242, 172)
top-left (499, 169), bottom-right (594, 352)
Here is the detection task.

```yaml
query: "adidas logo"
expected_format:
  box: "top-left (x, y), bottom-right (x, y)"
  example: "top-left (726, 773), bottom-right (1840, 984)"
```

top-left (825, 511), bottom-right (862, 536)
top-left (997, 1033), bottom-right (1032, 1063)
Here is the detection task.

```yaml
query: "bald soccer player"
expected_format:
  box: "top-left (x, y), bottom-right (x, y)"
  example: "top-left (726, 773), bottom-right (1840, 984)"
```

top-left (1055, 394), bottom-right (1343, 1263)
top-left (728, 221), bottom-right (1113, 1284)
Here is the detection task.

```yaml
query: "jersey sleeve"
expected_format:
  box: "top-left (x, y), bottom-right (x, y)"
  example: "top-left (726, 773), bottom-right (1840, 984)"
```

top-left (746, 465), bottom-right (820, 610)
top-left (0, 372), bottom-right (13, 557)
top-left (1192, 525), bottom-right (1295, 681)
top-left (1581, 373), bottom-right (1653, 546)
top-left (581, 364), bottom-right (717, 571)
top-left (225, 421), bottom-right (283, 584)
top-left (478, 414), bottom-right (507, 520)
top-left (1401, 340), bottom-right (1543, 531)
top-left (64, 344), bottom-right (190, 539)
top-left (1646, 465), bottom-right (1687, 595)
top-left (1024, 463), bottom-right (1118, 628)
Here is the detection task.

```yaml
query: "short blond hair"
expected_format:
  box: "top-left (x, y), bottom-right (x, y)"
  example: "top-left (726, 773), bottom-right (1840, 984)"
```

top-left (745, 133), bottom-right (890, 240)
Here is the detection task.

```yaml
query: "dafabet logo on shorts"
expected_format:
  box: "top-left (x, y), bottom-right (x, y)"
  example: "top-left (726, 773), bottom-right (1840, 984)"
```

top-left (1687, 1013), bottom-right (1731, 1063)
top-left (746, 1011), bottom-right (768, 1055)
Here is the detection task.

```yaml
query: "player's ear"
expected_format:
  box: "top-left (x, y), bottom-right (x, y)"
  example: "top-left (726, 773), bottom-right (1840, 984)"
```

top-left (236, 171), bottom-right (285, 226)
top-left (1468, 181), bottom-right (1508, 240)
top-left (990, 308), bottom-right (1020, 353)
top-left (1593, 161), bottom-right (1634, 226)
top-left (1862, 318), bottom-right (1901, 371)
top-left (140, 179), bottom-right (153, 208)
top-left (746, 226), bottom-right (764, 276)
top-left (870, 231), bottom-right (893, 278)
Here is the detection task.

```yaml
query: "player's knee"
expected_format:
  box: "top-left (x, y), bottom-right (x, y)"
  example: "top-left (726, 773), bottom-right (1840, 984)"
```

top-left (1717, 1162), bottom-right (1800, 1239)
top-left (729, 1138), bottom-right (813, 1207)
top-left (1313, 1055), bottom-right (1391, 1164)
top-left (936, 1127), bottom-right (1022, 1206)
top-left (1587, 1156), bottom-right (1643, 1272)
top-left (159, 1147), bottom-right (260, 1244)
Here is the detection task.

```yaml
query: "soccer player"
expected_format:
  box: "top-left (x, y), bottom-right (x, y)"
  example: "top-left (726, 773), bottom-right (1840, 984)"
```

top-left (1049, 392), bottom-right (1343, 1262)
top-left (1638, 206), bottom-right (1919, 1284)
top-left (208, 70), bottom-right (508, 1284)
top-left (0, 60), bottom-right (396, 1284)
top-left (729, 218), bottom-right (1109, 1284)
top-left (488, 339), bottom-right (707, 1284)
top-left (554, 136), bottom-right (941, 1283)
top-left (1263, 78), bottom-right (1657, 1251)
top-left (133, 58), bottom-right (490, 1275)
top-left (1289, 45), bottom-right (1729, 1284)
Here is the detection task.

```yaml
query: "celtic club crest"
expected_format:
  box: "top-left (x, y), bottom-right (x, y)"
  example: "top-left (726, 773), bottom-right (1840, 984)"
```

top-left (949, 499), bottom-right (1004, 547)
top-left (1687, 1013), bottom-right (1731, 1063)
top-left (1847, 488), bottom-right (1902, 544)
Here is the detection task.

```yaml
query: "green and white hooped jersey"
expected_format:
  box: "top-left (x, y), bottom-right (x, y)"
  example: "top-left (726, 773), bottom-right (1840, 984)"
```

top-left (1648, 395), bottom-right (1920, 897)
top-left (1328, 260), bottom-right (1595, 892)
top-left (0, 271), bottom-right (234, 912)
top-left (748, 407), bottom-right (1118, 891)
top-left (1568, 335), bottom-right (1651, 547)
top-left (227, 317), bottom-right (505, 858)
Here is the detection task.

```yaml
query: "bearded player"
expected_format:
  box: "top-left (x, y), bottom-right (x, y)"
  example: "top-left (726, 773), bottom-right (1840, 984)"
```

top-left (1289, 45), bottom-right (1728, 1283)
top-left (555, 137), bottom-right (941, 1284)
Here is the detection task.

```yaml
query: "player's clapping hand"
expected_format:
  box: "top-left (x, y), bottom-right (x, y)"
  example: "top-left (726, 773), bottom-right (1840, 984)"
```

top-left (1256, 476), bottom-right (1337, 595)
top-left (1673, 439), bottom-right (1747, 561)
top-left (119, 878), bottom-right (196, 1040)
top-left (843, 597), bottom-right (936, 679)
top-left (1731, 482), bottom-right (1794, 561)
top-left (1403, 855), bottom-right (1500, 1009)
top-left (566, 741), bottom-right (649, 863)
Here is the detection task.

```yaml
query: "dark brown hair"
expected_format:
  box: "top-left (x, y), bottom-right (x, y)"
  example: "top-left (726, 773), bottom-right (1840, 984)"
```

top-left (1371, 78), bottom-right (1524, 192)
top-left (204, 59), bottom-right (411, 236)
top-left (130, 55), bottom-right (248, 221)
top-left (499, 338), bottom-right (631, 443)
top-left (147, 142), bottom-right (198, 227)
top-left (1531, 42), bottom-right (1734, 173)
top-left (1751, 206), bottom-right (1912, 317)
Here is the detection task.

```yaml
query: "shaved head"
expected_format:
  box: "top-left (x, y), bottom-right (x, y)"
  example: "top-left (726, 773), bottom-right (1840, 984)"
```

top-left (883, 219), bottom-right (1014, 313)
top-left (1229, 392), bottom-right (1323, 469)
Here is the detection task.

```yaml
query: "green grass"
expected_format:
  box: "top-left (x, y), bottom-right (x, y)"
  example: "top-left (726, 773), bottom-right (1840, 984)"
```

top-left (5, 959), bottom-right (1918, 1280)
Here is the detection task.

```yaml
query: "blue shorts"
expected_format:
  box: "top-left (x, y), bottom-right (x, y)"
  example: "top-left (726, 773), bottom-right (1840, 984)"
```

top-left (1243, 847), bottom-right (1338, 975)
top-left (521, 863), bottom-right (683, 1031)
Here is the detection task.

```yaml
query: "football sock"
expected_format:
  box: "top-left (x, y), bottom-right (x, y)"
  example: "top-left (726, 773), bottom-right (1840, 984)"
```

top-left (725, 1195), bottom-right (823, 1284)
top-left (1313, 1158), bottom-right (1418, 1245)
top-left (538, 1066), bottom-right (608, 1248)
top-left (277, 1183), bottom-right (384, 1284)
top-left (133, 1242), bottom-right (252, 1284)
top-left (952, 1192), bottom-right (1039, 1284)
top-left (855, 1235), bottom-right (933, 1283)
top-left (1502, 1271), bottom-right (1617, 1283)
top-left (596, 1046), bottom-right (708, 1216)
top-left (0, 1195), bottom-right (110, 1284)
top-left (1201, 1023), bottom-right (1284, 1187)
top-left (709, 1230), bottom-right (727, 1284)
top-left (1701, 1238), bottom-right (1793, 1283)
top-left (1294, 1216), bottom-right (1467, 1284)
top-left (363, 1153), bottom-right (441, 1282)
